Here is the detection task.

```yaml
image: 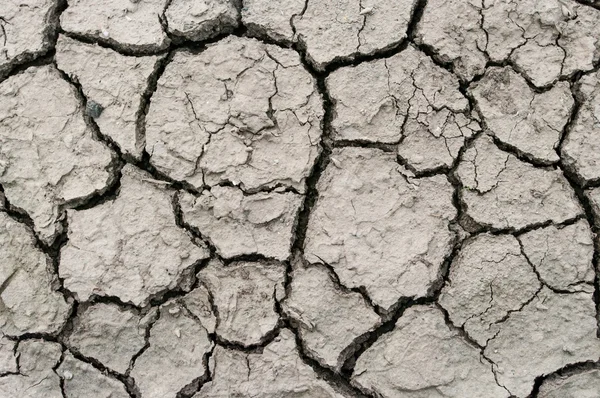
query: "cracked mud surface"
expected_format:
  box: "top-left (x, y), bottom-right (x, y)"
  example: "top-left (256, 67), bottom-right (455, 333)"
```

top-left (2, 0), bottom-right (600, 397)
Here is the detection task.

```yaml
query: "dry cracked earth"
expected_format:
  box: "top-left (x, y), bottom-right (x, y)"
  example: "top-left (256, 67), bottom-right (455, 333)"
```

top-left (3, 0), bottom-right (600, 397)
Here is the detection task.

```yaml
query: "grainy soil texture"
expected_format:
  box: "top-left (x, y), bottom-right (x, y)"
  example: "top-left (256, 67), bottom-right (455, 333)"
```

top-left (1, 0), bottom-right (600, 397)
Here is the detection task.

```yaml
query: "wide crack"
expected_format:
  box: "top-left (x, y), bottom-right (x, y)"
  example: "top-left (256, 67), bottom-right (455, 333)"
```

top-left (2, 0), bottom-right (600, 395)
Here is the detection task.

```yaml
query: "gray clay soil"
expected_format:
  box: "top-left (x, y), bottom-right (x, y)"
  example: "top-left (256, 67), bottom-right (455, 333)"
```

top-left (2, 0), bottom-right (600, 397)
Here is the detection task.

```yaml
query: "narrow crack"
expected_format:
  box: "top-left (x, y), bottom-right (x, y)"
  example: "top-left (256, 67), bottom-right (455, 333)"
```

top-left (528, 359), bottom-right (600, 397)
top-left (2, 0), bottom-right (599, 394)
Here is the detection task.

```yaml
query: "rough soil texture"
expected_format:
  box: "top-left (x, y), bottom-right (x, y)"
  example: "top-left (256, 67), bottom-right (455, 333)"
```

top-left (55, 35), bottom-right (163, 159)
top-left (59, 165), bottom-right (209, 306)
top-left (2, 0), bottom-right (600, 397)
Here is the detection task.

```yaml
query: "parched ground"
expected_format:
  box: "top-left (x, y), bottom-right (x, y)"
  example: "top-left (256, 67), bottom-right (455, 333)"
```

top-left (1, 0), bottom-right (600, 397)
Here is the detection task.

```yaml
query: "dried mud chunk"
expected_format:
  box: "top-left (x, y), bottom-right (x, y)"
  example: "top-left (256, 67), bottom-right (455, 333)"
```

top-left (471, 67), bottom-right (574, 163)
top-left (179, 186), bottom-right (301, 261)
top-left (0, 213), bottom-right (70, 337)
top-left (165, 0), bottom-right (239, 41)
top-left (587, 186), bottom-right (600, 221)
top-left (485, 288), bottom-right (600, 397)
top-left (197, 329), bottom-right (344, 397)
top-left (415, 0), bottom-right (487, 81)
top-left (352, 305), bottom-right (508, 398)
top-left (131, 301), bottom-right (214, 398)
top-left (282, 262), bottom-right (381, 372)
top-left (60, 165), bottom-right (209, 306)
top-left (0, 340), bottom-right (63, 398)
top-left (304, 147), bottom-right (456, 310)
top-left (57, 352), bottom-right (129, 398)
top-left (60, 0), bottom-right (169, 51)
top-left (55, 35), bottom-right (163, 159)
top-left (0, 337), bottom-right (17, 374)
top-left (146, 36), bottom-right (323, 192)
top-left (483, 0), bottom-right (600, 86)
top-left (0, 0), bottom-right (58, 76)
top-left (198, 259), bottom-right (285, 346)
top-left (327, 46), bottom-right (471, 155)
top-left (242, 0), bottom-right (304, 43)
top-left (562, 71), bottom-right (600, 183)
top-left (0, 65), bottom-right (115, 244)
top-left (66, 303), bottom-right (146, 374)
top-left (457, 135), bottom-right (582, 230)
top-left (294, 0), bottom-right (418, 71)
top-left (538, 369), bottom-right (600, 398)
top-left (400, 110), bottom-right (480, 172)
top-left (181, 284), bottom-right (217, 333)
top-left (439, 234), bottom-right (540, 345)
top-left (519, 220), bottom-right (595, 292)
top-left (510, 41), bottom-right (565, 88)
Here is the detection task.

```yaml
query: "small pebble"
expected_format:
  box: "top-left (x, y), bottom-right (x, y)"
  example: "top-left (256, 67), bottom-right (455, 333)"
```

top-left (86, 101), bottom-right (104, 119)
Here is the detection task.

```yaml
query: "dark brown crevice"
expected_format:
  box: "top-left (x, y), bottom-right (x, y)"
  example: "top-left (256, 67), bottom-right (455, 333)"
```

top-left (274, 314), bottom-right (372, 398)
top-left (337, 221), bottom-right (464, 378)
top-left (490, 135), bottom-right (560, 168)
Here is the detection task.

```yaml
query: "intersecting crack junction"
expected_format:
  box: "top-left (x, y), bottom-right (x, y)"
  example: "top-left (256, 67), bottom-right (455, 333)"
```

top-left (2, 0), bottom-right (600, 397)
